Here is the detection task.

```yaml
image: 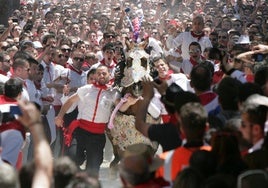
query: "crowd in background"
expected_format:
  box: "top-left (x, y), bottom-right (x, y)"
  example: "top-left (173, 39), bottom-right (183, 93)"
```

top-left (0, 0), bottom-right (268, 187)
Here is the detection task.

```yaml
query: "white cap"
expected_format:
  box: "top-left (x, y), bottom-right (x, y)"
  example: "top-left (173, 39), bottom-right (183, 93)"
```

top-left (236, 35), bottom-right (251, 44)
top-left (33, 41), bottom-right (43, 49)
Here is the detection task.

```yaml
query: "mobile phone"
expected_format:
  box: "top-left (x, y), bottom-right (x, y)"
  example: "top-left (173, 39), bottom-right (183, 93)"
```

top-left (10, 105), bottom-right (22, 116)
top-left (252, 53), bottom-right (265, 62)
top-left (12, 18), bottom-right (18, 23)
top-left (114, 7), bottom-right (120, 11)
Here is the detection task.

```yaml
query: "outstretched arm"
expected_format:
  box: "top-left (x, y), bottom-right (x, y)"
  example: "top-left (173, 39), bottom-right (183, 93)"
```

top-left (55, 93), bottom-right (80, 127)
top-left (18, 101), bottom-right (52, 188)
top-left (135, 76), bottom-right (154, 137)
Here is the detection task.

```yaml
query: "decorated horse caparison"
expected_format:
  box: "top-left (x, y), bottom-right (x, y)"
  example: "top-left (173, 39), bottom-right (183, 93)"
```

top-left (107, 38), bottom-right (162, 166)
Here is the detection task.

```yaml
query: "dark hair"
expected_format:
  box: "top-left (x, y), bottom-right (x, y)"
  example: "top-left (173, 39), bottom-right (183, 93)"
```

top-left (19, 162), bottom-right (35, 188)
top-left (119, 155), bottom-right (151, 186)
top-left (102, 42), bottom-right (115, 52)
top-left (189, 41), bottom-right (201, 51)
top-left (13, 51), bottom-right (32, 61)
top-left (174, 91), bottom-right (200, 114)
top-left (53, 157), bottom-right (78, 188)
top-left (190, 64), bottom-right (212, 91)
top-left (180, 102), bottom-right (207, 140)
top-left (87, 68), bottom-right (96, 79)
top-left (173, 167), bottom-right (203, 188)
top-left (211, 128), bottom-right (248, 176)
top-left (254, 66), bottom-right (268, 87)
top-left (4, 78), bottom-right (23, 99)
top-left (27, 56), bottom-right (39, 66)
top-left (217, 77), bottom-right (242, 110)
top-left (238, 82), bottom-right (263, 103)
top-left (12, 58), bottom-right (28, 70)
top-left (190, 150), bottom-right (217, 179)
top-left (37, 25), bottom-right (47, 34)
top-left (208, 47), bottom-right (222, 60)
top-left (65, 172), bottom-right (101, 188)
top-left (42, 34), bottom-right (56, 45)
top-left (241, 103), bottom-right (267, 133)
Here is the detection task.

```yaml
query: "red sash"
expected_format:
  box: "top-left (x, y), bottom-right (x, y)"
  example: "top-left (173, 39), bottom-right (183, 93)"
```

top-left (0, 120), bottom-right (26, 139)
top-left (64, 119), bottom-right (106, 146)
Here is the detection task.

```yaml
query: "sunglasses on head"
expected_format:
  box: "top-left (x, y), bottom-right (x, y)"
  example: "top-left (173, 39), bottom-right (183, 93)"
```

top-left (85, 56), bottom-right (95, 59)
top-left (61, 48), bottom-right (71, 52)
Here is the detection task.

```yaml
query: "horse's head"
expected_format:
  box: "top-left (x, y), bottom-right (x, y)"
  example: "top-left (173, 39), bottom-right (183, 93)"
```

top-left (120, 39), bottom-right (150, 96)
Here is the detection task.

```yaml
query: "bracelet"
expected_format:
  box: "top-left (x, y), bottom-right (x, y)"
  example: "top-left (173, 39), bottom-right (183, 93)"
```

top-left (28, 121), bottom-right (42, 127)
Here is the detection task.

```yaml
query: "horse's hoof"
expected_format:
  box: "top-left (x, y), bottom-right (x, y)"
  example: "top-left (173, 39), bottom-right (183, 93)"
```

top-left (109, 157), bottom-right (120, 168)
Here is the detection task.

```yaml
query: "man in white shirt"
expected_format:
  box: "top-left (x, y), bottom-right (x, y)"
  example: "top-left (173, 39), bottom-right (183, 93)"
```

top-left (55, 65), bottom-right (120, 176)
top-left (166, 15), bottom-right (212, 60)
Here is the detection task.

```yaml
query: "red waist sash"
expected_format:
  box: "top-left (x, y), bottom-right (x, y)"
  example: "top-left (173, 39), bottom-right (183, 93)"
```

top-left (64, 119), bottom-right (106, 146)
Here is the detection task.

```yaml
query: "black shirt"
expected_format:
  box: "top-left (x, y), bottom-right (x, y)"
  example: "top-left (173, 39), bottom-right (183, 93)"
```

top-left (148, 123), bottom-right (182, 152)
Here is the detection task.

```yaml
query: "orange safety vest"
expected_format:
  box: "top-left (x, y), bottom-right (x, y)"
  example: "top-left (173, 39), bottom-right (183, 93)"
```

top-left (156, 145), bottom-right (211, 181)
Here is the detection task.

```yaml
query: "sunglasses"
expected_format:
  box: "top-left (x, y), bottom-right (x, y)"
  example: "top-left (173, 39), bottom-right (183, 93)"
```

top-left (105, 35), bottom-right (115, 39)
top-left (61, 48), bottom-right (71, 52)
top-left (233, 24), bottom-right (241, 27)
top-left (218, 36), bottom-right (227, 39)
top-left (1, 46), bottom-right (9, 50)
top-left (73, 57), bottom-right (84, 62)
top-left (189, 49), bottom-right (201, 53)
top-left (58, 54), bottom-right (65, 58)
top-left (3, 59), bottom-right (11, 63)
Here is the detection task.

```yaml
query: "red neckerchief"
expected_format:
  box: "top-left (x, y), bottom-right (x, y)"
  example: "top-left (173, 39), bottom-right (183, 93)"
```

top-left (198, 91), bottom-right (217, 106)
top-left (34, 81), bottom-right (41, 90)
top-left (9, 67), bottom-right (14, 76)
top-left (100, 59), bottom-right (117, 69)
top-left (159, 70), bottom-right (173, 81)
top-left (189, 57), bottom-right (199, 66)
top-left (213, 70), bottom-right (224, 85)
top-left (190, 55), bottom-right (205, 67)
top-left (67, 64), bottom-right (82, 75)
top-left (191, 31), bottom-right (205, 40)
top-left (0, 95), bottom-right (17, 103)
top-left (0, 120), bottom-right (26, 139)
top-left (0, 70), bottom-right (7, 76)
top-left (93, 82), bottom-right (108, 90)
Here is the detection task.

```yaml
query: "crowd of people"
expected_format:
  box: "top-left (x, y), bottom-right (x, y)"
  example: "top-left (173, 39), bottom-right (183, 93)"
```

top-left (0, 0), bottom-right (268, 187)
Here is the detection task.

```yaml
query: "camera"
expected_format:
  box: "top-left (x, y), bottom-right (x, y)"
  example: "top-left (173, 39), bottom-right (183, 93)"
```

top-left (154, 77), bottom-right (162, 84)
top-left (10, 105), bottom-right (22, 116)
top-left (252, 53), bottom-right (265, 62)
top-left (12, 18), bottom-right (18, 23)
top-left (113, 7), bottom-right (120, 11)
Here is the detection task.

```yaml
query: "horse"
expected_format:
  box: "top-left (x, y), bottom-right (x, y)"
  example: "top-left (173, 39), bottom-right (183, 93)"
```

top-left (115, 38), bottom-right (151, 96)
top-left (108, 38), bottom-right (162, 167)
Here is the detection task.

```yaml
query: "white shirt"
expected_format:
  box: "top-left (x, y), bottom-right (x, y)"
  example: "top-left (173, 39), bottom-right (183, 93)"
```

top-left (166, 32), bottom-right (212, 59)
top-left (76, 84), bottom-right (120, 123)
top-left (26, 79), bottom-right (42, 106)
top-left (166, 73), bottom-right (192, 92)
top-left (0, 74), bottom-right (9, 83)
top-left (248, 138), bottom-right (264, 153)
top-left (40, 61), bottom-right (56, 99)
